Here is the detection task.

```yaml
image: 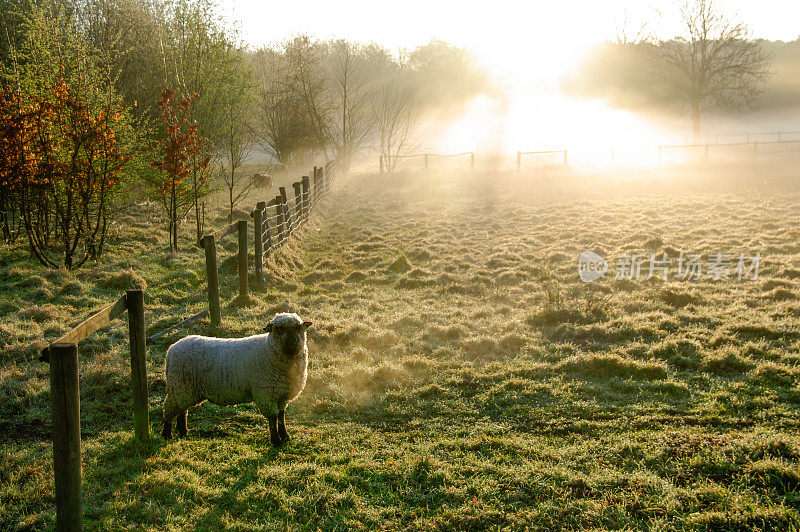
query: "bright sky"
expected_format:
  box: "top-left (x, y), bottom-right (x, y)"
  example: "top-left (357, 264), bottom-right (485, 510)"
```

top-left (222, 0), bottom-right (798, 81)
top-left (220, 0), bottom-right (800, 164)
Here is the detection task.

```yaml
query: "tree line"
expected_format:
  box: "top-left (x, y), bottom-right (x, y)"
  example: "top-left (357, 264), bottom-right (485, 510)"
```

top-left (0, 0), bottom-right (487, 268)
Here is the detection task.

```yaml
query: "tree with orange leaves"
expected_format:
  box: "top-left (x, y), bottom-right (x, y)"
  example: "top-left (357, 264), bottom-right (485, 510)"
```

top-left (150, 88), bottom-right (210, 252)
top-left (0, 78), bottom-right (131, 269)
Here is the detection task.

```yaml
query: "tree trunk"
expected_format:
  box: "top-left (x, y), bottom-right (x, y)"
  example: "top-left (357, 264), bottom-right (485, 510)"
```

top-left (170, 182), bottom-right (178, 253)
top-left (229, 182), bottom-right (234, 223)
top-left (691, 101), bottom-right (701, 140)
top-left (193, 167), bottom-right (202, 243)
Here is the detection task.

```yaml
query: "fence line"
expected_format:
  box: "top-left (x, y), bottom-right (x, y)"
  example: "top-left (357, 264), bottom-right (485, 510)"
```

top-left (199, 163), bottom-right (337, 327)
top-left (684, 129), bottom-right (800, 144)
top-left (380, 152), bottom-right (475, 172)
top-left (516, 149), bottom-right (568, 171)
top-left (376, 137), bottom-right (799, 171)
top-left (658, 139), bottom-right (800, 162)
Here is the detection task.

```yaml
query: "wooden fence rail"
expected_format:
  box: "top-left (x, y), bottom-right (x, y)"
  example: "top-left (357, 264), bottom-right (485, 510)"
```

top-left (197, 221), bottom-right (238, 249)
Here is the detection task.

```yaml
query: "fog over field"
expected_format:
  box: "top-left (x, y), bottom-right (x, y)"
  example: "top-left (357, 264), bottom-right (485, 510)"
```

top-left (2, 0), bottom-right (800, 530)
top-left (222, 0), bottom-right (800, 163)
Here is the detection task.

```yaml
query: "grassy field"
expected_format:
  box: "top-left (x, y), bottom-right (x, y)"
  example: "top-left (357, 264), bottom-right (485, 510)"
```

top-left (3, 163), bottom-right (800, 530)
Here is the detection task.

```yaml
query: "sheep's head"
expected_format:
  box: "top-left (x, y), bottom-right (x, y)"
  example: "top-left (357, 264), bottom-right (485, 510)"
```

top-left (265, 313), bottom-right (311, 356)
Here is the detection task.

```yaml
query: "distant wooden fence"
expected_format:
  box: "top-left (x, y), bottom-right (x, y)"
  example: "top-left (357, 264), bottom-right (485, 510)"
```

top-left (684, 129), bottom-right (800, 145)
top-left (516, 149), bottom-right (568, 171)
top-left (658, 139), bottom-right (800, 163)
top-left (374, 128), bottom-right (800, 172)
top-left (40, 289), bottom-right (148, 531)
top-left (380, 152), bottom-right (475, 173)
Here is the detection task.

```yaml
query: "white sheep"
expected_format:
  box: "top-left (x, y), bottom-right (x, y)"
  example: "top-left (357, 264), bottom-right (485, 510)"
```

top-left (161, 313), bottom-right (312, 446)
top-left (251, 171), bottom-right (274, 190)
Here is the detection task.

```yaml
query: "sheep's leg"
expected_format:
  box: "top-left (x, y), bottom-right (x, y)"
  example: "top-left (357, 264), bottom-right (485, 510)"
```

top-left (256, 399), bottom-right (283, 447)
top-left (277, 410), bottom-right (290, 443)
top-left (176, 410), bottom-right (188, 437)
top-left (162, 419), bottom-right (172, 440)
top-left (162, 394), bottom-right (178, 439)
top-left (267, 414), bottom-right (282, 446)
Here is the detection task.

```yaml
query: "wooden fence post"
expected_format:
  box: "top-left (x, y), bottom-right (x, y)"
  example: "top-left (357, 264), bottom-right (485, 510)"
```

top-left (379, 155), bottom-right (384, 174)
top-left (311, 167), bottom-right (318, 207)
top-left (563, 150), bottom-right (568, 166)
top-left (301, 176), bottom-right (310, 220)
top-left (516, 151), bottom-right (521, 173)
top-left (314, 167), bottom-right (322, 204)
top-left (237, 220), bottom-right (248, 299)
top-left (470, 152), bottom-right (475, 169)
top-left (49, 342), bottom-right (82, 531)
top-left (253, 203), bottom-right (264, 282)
top-left (278, 188), bottom-right (291, 234)
top-left (263, 203), bottom-right (272, 254)
top-left (275, 196), bottom-right (284, 243)
top-left (126, 290), bottom-right (148, 442)
top-left (203, 235), bottom-right (221, 326)
top-left (705, 142), bottom-right (709, 161)
top-left (292, 182), bottom-right (302, 224)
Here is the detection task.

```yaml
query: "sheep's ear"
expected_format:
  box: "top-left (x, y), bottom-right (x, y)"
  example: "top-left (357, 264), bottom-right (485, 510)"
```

top-left (303, 321), bottom-right (312, 328)
top-left (265, 323), bottom-right (273, 333)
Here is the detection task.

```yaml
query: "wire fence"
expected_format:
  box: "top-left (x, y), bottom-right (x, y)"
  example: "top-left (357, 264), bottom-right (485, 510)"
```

top-left (658, 139), bottom-right (800, 163)
top-left (376, 128), bottom-right (800, 171)
top-left (380, 152), bottom-right (475, 172)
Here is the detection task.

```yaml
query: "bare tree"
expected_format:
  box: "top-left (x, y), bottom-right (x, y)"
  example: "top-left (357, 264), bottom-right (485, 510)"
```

top-left (372, 78), bottom-right (419, 172)
top-left (251, 47), bottom-right (316, 166)
top-left (284, 36), bottom-right (332, 162)
top-left (327, 40), bottom-right (372, 172)
top-left (658, 0), bottom-right (770, 137)
top-left (218, 56), bottom-right (254, 221)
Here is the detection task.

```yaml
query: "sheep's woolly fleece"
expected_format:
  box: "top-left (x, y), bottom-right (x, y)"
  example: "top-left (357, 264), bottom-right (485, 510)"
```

top-left (162, 313), bottom-right (308, 421)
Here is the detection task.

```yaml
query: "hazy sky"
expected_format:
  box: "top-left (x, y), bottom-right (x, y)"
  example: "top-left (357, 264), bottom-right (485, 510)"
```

top-left (218, 0), bottom-right (800, 160)
top-left (221, 0), bottom-right (799, 80)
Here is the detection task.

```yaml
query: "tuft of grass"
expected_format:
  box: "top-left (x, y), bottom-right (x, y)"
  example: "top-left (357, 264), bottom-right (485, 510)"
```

top-left (702, 351), bottom-right (754, 376)
top-left (659, 288), bottom-right (696, 308)
top-left (97, 267), bottom-right (147, 291)
top-left (555, 352), bottom-right (669, 381)
top-left (386, 254), bottom-right (412, 274)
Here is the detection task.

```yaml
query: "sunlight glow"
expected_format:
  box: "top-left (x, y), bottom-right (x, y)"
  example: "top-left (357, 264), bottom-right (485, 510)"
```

top-left (435, 91), bottom-right (679, 166)
top-left (219, 0), bottom-right (800, 167)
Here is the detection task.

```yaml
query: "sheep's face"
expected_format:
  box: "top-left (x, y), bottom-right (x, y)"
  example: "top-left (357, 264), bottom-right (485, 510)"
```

top-left (265, 313), bottom-right (312, 356)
